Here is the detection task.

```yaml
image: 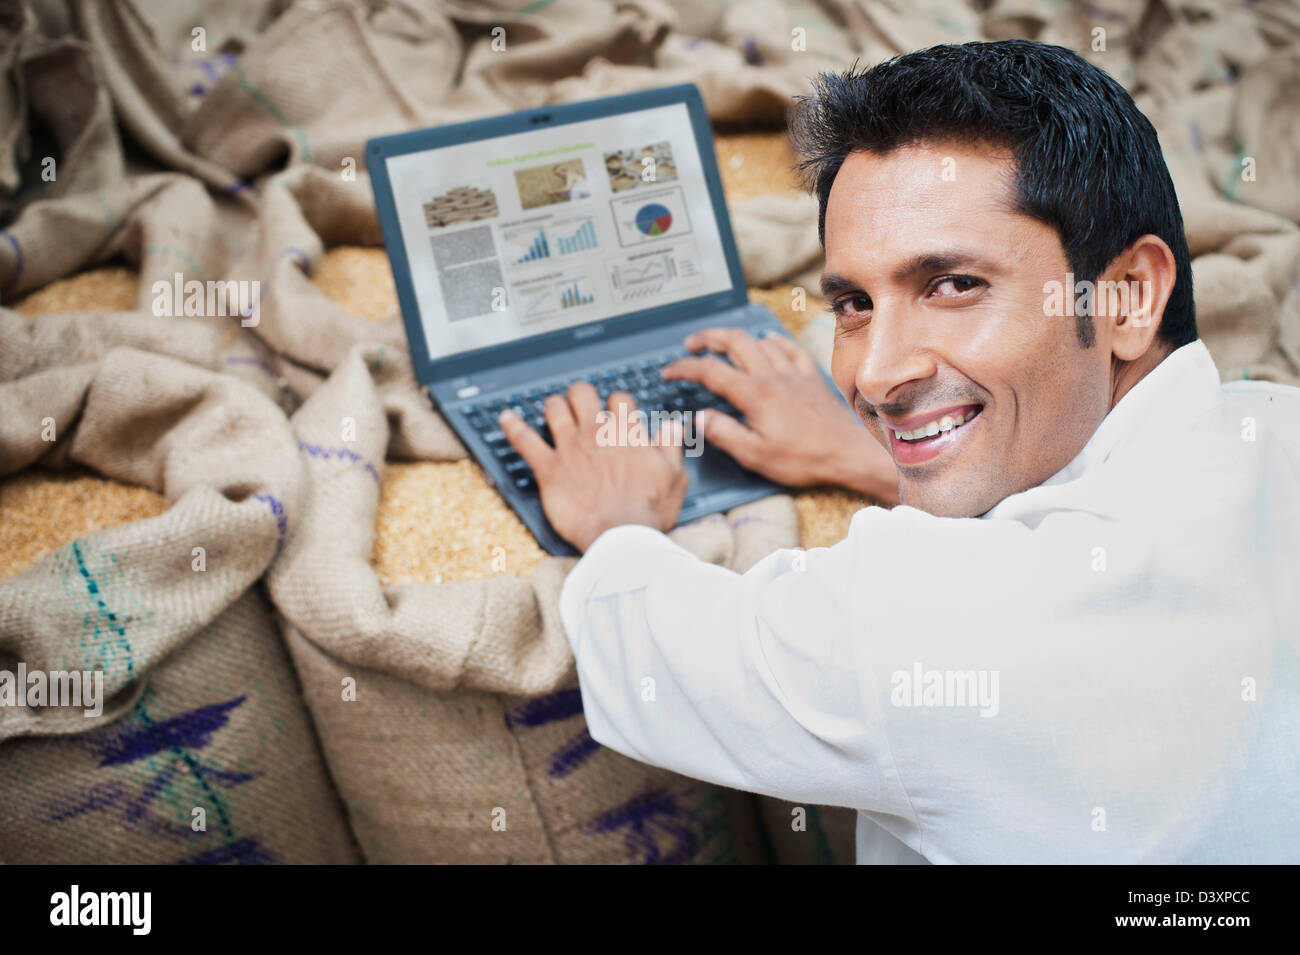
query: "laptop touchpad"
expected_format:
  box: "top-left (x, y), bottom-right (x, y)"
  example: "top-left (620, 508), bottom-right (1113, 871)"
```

top-left (683, 443), bottom-right (743, 498)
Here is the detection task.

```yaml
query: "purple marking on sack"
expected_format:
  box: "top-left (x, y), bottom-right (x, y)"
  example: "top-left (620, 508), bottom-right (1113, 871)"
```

top-left (743, 36), bottom-right (763, 66)
top-left (125, 761), bottom-right (259, 835)
top-left (547, 727), bottom-right (601, 778)
top-left (589, 789), bottom-right (698, 865)
top-left (225, 355), bottom-right (276, 376)
top-left (281, 246), bottom-right (311, 269)
top-left (222, 178), bottom-right (249, 195)
top-left (44, 780), bottom-right (127, 822)
top-left (95, 696), bottom-right (247, 767)
top-left (503, 688), bottom-right (583, 729)
top-left (1079, 3), bottom-right (1127, 21)
top-left (254, 492), bottom-right (288, 556)
top-left (298, 442), bottom-right (380, 483)
top-left (241, 280), bottom-right (263, 321)
top-left (176, 835), bottom-right (277, 865)
top-left (1, 230), bottom-right (25, 297)
top-left (1188, 121), bottom-right (1204, 153)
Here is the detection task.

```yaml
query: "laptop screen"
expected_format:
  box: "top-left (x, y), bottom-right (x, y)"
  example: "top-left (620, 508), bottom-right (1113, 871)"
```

top-left (383, 102), bottom-right (735, 362)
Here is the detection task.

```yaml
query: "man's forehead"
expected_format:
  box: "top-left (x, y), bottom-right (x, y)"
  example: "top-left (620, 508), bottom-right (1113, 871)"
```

top-left (822, 144), bottom-right (1032, 280)
top-left (826, 143), bottom-right (1018, 223)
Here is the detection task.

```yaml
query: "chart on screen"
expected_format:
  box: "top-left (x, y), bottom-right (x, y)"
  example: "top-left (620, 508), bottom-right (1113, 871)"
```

top-left (611, 186), bottom-right (691, 247)
top-left (607, 242), bottom-right (703, 304)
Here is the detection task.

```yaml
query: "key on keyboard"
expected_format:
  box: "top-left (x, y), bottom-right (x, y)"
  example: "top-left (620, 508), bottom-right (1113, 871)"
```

top-left (460, 349), bottom-right (739, 495)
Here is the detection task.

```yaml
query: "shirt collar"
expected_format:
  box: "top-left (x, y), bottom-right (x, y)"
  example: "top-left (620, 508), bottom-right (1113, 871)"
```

top-left (993, 339), bottom-right (1223, 505)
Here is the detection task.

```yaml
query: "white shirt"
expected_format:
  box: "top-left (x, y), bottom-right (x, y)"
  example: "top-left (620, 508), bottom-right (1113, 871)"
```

top-left (558, 340), bottom-right (1300, 863)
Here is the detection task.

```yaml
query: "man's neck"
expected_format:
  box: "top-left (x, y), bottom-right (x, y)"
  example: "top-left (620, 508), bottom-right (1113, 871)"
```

top-left (1110, 344), bottom-right (1170, 411)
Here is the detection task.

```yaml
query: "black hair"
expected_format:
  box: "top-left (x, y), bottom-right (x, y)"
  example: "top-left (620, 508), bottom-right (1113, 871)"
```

top-left (789, 40), bottom-right (1196, 350)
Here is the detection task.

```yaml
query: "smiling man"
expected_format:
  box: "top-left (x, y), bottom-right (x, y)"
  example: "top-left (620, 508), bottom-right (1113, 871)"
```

top-left (499, 41), bottom-right (1300, 863)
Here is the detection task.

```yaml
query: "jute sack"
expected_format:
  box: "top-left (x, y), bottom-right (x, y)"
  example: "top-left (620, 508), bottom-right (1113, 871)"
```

top-left (0, 4), bottom-right (123, 206)
top-left (754, 797), bottom-right (858, 865)
top-left (0, 343), bottom-right (359, 862)
top-left (0, 170), bottom-right (298, 405)
top-left (0, 589), bottom-right (360, 864)
top-left (267, 343), bottom-right (792, 863)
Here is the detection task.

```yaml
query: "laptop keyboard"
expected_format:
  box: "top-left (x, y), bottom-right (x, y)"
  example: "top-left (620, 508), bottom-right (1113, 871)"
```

top-left (459, 348), bottom-right (740, 495)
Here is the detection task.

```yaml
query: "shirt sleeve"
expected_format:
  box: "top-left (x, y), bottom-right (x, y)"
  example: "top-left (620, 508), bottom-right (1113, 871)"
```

top-left (558, 522), bottom-right (915, 818)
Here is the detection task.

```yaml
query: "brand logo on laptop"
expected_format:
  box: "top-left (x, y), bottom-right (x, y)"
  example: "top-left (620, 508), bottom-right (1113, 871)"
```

top-left (574, 324), bottom-right (605, 339)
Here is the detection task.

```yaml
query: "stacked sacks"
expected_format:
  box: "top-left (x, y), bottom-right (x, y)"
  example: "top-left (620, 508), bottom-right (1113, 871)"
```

top-left (0, 335), bottom-right (359, 863)
top-left (267, 344), bottom-right (783, 863)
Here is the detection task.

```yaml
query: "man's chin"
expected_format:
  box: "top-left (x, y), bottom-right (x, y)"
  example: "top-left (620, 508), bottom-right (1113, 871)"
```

top-left (897, 477), bottom-right (1003, 519)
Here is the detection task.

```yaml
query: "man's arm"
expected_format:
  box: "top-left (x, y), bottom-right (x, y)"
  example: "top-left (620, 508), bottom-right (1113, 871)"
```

top-left (495, 349), bottom-right (911, 811)
top-left (558, 521), bottom-right (914, 814)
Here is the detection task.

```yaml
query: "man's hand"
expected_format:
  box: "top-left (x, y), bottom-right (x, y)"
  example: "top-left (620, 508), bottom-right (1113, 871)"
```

top-left (500, 383), bottom-right (688, 553)
top-left (663, 327), bottom-right (899, 504)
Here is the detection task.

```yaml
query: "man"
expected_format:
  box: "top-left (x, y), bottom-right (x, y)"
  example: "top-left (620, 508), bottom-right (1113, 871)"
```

top-left (500, 41), bottom-right (1300, 863)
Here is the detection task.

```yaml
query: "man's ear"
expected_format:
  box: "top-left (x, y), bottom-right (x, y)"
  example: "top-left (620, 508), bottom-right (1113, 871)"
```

top-left (1100, 234), bottom-right (1177, 362)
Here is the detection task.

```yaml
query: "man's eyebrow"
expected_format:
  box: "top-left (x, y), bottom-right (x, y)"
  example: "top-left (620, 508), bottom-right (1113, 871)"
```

top-left (891, 251), bottom-right (989, 283)
top-left (820, 272), bottom-right (858, 297)
top-left (821, 250), bottom-right (994, 297)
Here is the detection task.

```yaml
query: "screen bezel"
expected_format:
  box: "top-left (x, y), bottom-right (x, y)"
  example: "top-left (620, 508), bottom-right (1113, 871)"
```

top-left (366, 83), bottom-right (749, 385)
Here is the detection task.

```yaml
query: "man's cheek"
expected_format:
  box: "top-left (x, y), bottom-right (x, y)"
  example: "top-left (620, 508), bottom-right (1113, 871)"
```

top-left (829, 347), bottom-right (860, 407)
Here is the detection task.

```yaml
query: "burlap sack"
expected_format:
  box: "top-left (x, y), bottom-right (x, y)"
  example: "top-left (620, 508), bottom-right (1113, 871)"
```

top-left (0, 589), bottom-right (360, 864)
top-left (0, 342), bottom-right (358, 862)
top-left (754, 797), bottom-right (858, 865)
top-left (266, 342), bottom-right (795, 862)
top-left (0, 4), bottom-right (123, 206)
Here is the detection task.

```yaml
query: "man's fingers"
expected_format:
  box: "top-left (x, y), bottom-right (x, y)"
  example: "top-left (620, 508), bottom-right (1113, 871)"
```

top-left (765, 332), bottom-right (818, 373)
top-left (682, 327), bottom-right (769, 372)
top-left (696, 408), bottom-right (762, 468)
top-left (607, 390), bottom-right (637, 415)
top-left (544, 392), bottom-right (578, 446)
top-left (500, 409), bottom-right (555, 475)
top-left (661, 355), bottom-right (750, 406)
top-left (607, 391), bottom-right (651, 446)
top-left (567, 380), bottom-right (602, 433)
top-left (653, 416), bottom-right (686, 465)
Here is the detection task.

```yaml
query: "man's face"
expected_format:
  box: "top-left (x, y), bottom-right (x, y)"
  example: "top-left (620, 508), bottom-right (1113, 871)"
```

top-left (823, 142), bottom-right (1113, 517)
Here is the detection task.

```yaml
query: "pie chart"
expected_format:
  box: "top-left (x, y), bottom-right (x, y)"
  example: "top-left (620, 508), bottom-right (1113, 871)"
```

top-left (634, 203), bottom-right (673, 237)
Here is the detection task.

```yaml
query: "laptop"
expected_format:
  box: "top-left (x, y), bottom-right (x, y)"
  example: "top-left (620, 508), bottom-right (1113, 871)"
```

top-left (367, 83), bottom-right (833, 555)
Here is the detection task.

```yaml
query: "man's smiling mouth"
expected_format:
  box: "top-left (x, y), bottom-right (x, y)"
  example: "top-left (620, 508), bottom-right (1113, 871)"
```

top-left (883, 404), bottom-right (984, 466)
top-left (892, 406), bottom-right (981, 442)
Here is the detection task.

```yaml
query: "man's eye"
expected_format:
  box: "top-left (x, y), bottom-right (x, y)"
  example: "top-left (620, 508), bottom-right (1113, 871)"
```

top-left (930, 275), bottom-right (984, 297)
top-left (831, 294), bottom-right (872, 318)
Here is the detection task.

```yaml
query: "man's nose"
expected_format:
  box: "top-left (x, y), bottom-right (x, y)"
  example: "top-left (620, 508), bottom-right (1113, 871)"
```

top-left (854, 306), bottom-right (938, 408)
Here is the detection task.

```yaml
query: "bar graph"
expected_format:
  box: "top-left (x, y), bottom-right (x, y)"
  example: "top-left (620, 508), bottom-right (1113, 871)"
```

top-left (513, 227), bottom-right (550, 263)
top-left (560, 279), bottom-right (594, 309)
top-left (555, 219), bottom-right (597, 255)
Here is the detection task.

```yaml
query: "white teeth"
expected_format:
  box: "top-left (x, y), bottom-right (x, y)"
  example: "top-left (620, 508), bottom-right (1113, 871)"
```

top-left (894, 409), bottom-right (979, 442)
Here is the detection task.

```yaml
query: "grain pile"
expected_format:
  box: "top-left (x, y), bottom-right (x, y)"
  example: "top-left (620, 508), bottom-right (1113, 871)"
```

top-left (2, 272), bottom-right (164, 580)
top-left (9, 267), bottom-right (138, 316)
top-left (0, 471), bottom-right (166, 579)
